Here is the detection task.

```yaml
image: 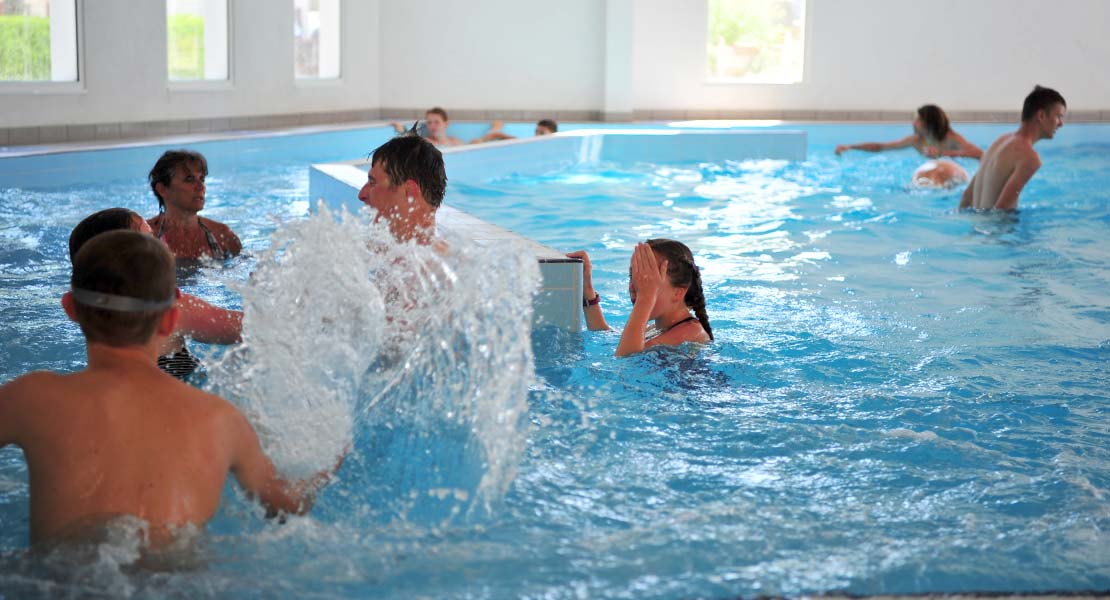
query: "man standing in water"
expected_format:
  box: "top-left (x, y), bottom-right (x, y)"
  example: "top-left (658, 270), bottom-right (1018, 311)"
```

top-left (391, 107), bottom-right (465, 147)
top-left (0, 231), bottom-right (339, 547)
top-left (358, 133), bottom-right (448, 249)
top-left (959, 86), bottom-right (1066, 211)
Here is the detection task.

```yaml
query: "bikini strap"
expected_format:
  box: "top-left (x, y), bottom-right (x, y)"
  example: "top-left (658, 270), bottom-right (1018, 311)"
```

top-left (665, 315), bottom-right (699, 332)
top-left (197, 219), bottom-right (229, 259)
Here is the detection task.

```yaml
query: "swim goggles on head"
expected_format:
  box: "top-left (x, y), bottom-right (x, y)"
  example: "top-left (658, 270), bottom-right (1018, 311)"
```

top-left (71, 288), bottom-right (177, 313)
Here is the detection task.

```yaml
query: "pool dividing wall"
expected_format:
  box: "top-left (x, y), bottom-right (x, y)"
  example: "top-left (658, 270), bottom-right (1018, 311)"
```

top-left (309, 129), bottom-right (808, 331)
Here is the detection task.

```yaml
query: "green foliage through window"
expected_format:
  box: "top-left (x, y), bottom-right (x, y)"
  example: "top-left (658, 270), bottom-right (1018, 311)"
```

top-left (707, 0), bottom-right (805, 83)
top-left (168, 14), bottom-right (205, 80)
top-left (0, 15), bottom-right (51, 81)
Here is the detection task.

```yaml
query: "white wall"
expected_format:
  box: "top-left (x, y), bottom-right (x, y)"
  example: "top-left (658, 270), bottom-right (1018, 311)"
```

top-left (4, 0), bottom-right (1108, 131)
top-left (633, 0), bottom-right (1110, 113)
top-left (377, 0), bottom-right (605, 112)
top-left (1, 0), bottom-right (381, 128)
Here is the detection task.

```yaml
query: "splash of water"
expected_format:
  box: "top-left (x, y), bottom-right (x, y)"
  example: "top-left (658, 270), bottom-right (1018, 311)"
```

top-left (207, 203), bottom-right (539, 523)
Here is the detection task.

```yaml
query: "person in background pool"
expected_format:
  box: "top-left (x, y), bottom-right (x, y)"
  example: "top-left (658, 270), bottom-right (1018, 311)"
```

top-left (836, 105), bottom-right (981, 187)
top-left (567, 239), bottom-right (713, 357)
top-left (959, 85), bottom-right (1067, 211)
top-left (470, 118), bottom-right (559, 143)
top-left (146, 149), bottom-right (243, 261)
top-left (69, 208), bottom-right (243, 379)
top-left (0, 231), bottom-right (340, 549)
top-left (391, 107), bottom-right (464, 147)
top-left (358, 132), bottom-right (448, 251)
top-left (836, 104), bottom-right (982, 159)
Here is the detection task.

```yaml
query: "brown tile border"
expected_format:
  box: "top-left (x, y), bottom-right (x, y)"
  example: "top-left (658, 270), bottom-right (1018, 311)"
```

top-left (4, 107), bottom-right (1107, 149)
top-left (2, 109), bottom-right (385, 147)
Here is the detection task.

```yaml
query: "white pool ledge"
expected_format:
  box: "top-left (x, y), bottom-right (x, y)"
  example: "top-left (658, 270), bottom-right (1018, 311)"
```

top-left (310, 129), bottom-right (807, 331)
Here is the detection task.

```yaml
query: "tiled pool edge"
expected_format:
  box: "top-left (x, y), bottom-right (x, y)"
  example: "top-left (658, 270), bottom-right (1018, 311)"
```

top-left (308, 161), bottom-right (585, 332)
top-left (310, 129), bottom-right (808, 331)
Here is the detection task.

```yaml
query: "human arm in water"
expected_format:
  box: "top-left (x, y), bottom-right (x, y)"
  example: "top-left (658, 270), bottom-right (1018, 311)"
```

top-left (615, 243), bottom-right (668, 357)
top-left (566, 250), bottom-right (610, 331)
top-left (177, 293), bottom-right (243, 344)
top-left (993, 153), bottom-right (1041, 211)
top-left (226, 406), bottom-right (344, 517)
top-left (835, 135), bottom-right (916, 155)
top-left (958, 173), bottom-right (976, 210)
top-left (939, 130), bottom-right (983, 159)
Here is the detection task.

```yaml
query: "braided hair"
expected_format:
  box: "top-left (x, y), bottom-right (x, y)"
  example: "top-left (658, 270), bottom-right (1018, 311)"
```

top-left (646, 238), bottom-right (714, 341)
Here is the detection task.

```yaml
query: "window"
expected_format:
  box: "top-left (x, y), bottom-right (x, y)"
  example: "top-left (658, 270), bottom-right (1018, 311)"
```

top-left (0, 0), bottom-right (78, 83)
top-left (707, 0), bottom-right (805, 84)
top-left (294, 0), bottom-right (340, 79)
top-left (167, 0), bottom-right (228, 82)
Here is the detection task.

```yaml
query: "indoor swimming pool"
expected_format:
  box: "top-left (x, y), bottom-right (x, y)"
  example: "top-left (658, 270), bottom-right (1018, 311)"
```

top-left (0, 122), bottom-right (1107, 597)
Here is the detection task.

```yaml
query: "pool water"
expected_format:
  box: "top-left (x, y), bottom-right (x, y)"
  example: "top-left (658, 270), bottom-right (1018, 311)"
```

top-left (1, 123), bottom-right (1109, 597)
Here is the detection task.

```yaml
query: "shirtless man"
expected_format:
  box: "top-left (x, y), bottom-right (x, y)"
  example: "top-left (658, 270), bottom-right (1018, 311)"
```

top-left (391, 107), bottom-right (464, 148)
top-left (358, 133), bottom-right (448, 248)
top-left (0, 231), bottom-right (337, 548)
top-left (960, 86), bottom-right (1067, 211)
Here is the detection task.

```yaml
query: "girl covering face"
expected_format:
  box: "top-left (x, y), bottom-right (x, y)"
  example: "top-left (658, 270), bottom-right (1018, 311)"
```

top-left (567, 238), bottom-right (712, 357)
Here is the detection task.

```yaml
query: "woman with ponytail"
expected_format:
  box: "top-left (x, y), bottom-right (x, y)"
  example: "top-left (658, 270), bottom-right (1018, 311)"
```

top-left (566, 238), bottom-right (712, 357)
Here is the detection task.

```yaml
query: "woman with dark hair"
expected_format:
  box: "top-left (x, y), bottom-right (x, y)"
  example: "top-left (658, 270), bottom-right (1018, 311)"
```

top-left (567, 239), bottom-right (713, 357)
top-left (146, 149), bottom-right (242, 260)
top-left (835, 105), bottom-right (981, 187)
top-left (835, 105), bottom-right (982, 159)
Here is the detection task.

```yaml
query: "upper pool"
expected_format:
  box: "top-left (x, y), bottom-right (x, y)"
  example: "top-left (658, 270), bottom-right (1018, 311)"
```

top-left (0, 121), bottom-right (1108, 597)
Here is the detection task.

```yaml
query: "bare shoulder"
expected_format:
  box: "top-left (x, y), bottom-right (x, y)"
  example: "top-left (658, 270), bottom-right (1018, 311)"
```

top-left (199, 217), bottom-right (238, 238)
top-left (1, 371), bottom-right (62, 400)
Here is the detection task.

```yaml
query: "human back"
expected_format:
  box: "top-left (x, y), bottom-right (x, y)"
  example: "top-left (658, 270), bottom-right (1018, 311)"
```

top-left (966, 133), bottom-right (1038, 210)
top-left (959, 85), bottom-right (1066, 211)
top-left (0, 231), bottom-right (329, 548)
top-left (10, 364), bottom-right (246, 545)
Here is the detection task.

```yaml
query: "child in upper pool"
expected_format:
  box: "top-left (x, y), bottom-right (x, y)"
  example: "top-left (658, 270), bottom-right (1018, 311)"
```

top-left (567, 239), bottom-right (713, 357)
top-left (0, 231), bottom-right (339, 549)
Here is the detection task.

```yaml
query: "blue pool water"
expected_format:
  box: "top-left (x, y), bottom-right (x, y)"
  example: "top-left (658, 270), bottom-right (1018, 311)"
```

top-left (1, 122), bottom-right (1108, 597)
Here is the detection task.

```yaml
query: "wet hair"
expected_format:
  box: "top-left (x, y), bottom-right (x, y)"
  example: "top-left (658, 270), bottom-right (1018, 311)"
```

top-left (536, 119), bottom-right (558, 133)
top-left (148, 149), bottom-right (208, 211)
top-left (916, 105), bottom-right (950, 142)
top-left (371, 134), bottom-right (447, 208)
top-left (70, 231), bottom-right (176, 347)
top-left (1021, 85), bottom-right (1066, 122)
top-left (426, 107), bottom-right (449, 122)
top-left (68, 207), bottom-right (142, 261)
top-left (646, 238), bottom-right (713, 341)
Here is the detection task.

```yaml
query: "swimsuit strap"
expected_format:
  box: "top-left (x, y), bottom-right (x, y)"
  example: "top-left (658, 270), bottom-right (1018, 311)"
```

top-left (157, 216), bottom-right (229, 260)
top-left (664, 315), bottom-right (699, 333)
top-left (196, 219), bottom-right (229, 259)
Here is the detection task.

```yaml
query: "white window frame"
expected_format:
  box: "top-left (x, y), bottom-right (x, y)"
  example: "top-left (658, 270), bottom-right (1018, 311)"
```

top-left (703, 0), bottom-right (811, 86)
top-left (166, 0), bottom-right (234, 91)
top-left (0, 0), bottom-right (85, 95)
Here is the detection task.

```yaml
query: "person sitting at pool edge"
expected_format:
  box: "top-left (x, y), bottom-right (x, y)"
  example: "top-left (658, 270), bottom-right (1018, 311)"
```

top-left (391, 107), bottom-right (464, 148)
top-left (358, 133), bottom-right (448, 251)
top-left (567, 239), bottom-right (713, 357)
top-left (70, 208), bottom-right (243, 379)
top-left (835, 104), bottom-right (982, 159)
top-left (471, 118), bottom-right (559, 143)
top-left (147, 149), bottom-right (243, 261)
top-left (959, 85), bottom-right (1067, 211)
top-left (0, 231), bottom-right (340, 549)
